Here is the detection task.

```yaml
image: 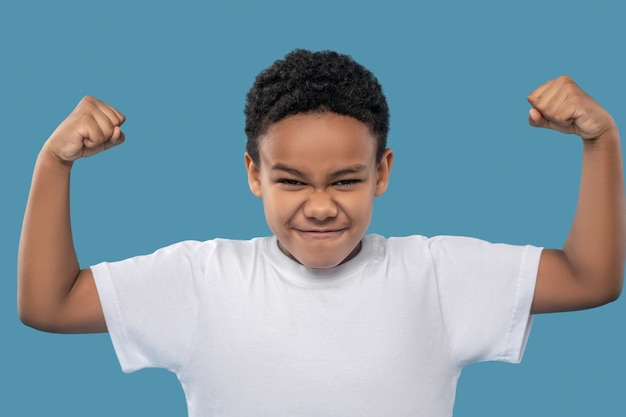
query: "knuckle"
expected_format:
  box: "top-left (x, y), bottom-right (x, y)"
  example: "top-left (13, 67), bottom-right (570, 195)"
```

top-left (80, 95), bottom-right (97, 107)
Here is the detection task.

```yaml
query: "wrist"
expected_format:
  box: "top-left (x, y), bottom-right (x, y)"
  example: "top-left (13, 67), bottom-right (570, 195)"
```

top-left (37, 144), bottom-right (75, 173)
top-left (582, 125), bottom-right (621, 156)
top-left (583, 117), bottom-right (618, 142)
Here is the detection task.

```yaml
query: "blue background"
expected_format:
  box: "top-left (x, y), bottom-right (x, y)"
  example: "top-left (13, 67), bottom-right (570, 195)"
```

top-left (2, 0), bottom-right (625, 415)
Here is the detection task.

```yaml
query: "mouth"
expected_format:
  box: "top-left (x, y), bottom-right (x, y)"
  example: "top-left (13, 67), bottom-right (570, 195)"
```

top-left (295, 228), bottom-right (346, 239)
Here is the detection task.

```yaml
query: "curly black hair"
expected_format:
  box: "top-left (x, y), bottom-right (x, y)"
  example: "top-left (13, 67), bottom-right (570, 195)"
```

top-left (244, 49), bottom-right (389, 165)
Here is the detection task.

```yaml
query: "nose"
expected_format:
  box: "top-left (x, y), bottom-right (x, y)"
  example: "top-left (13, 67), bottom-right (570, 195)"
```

top-left (303, 190), bottom-right (338, 221)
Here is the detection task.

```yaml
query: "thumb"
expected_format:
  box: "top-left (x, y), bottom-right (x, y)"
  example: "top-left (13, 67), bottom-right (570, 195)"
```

top-left (103, 126), bottom-right (126, 151)
top-left (528, 108), bottom-right (547, 128)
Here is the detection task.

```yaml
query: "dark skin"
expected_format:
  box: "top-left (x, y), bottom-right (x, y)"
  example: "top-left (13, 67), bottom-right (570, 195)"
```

top-left (17, 76), bottom-right (625, 333)
top-left (528, 76), bottom-right (625, 312)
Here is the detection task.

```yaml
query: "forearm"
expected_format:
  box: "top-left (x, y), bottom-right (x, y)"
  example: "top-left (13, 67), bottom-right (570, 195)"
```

top-left (564, 125), bottom-right (626, 302)
top-left (18, 145), bottom-right (81, 328)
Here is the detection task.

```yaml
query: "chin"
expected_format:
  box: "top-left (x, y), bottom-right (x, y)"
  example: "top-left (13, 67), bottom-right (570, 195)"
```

top-left (303, 259), bottom-right (343, 270)
top-left (278, 240), bottom-right (360, 269)
top-left (296, 251), bottom-right (354, 270)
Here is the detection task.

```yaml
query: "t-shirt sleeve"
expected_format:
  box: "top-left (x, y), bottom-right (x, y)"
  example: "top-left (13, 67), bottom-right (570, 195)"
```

top-left (428, 236), bottom-right (542, 367)
top-left (91, 241), bottom-right (206, 373)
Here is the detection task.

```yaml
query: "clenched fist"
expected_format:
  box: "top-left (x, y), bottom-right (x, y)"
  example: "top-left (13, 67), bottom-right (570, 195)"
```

top-left (527, 75), bottom-right (616, 141)
top-left (44, 96), bottom-right (126, 163)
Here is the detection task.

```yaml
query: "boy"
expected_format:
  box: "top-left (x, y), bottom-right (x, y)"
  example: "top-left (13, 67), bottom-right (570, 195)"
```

top-left (18, 49), bottom-right (625, 416)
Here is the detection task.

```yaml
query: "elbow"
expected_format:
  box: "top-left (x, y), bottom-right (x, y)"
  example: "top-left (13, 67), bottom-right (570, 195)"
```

top-left (580, 256), bottom-right (625, 308)
top-left (18, 303), bottom-right (50, 332)
top-left (17, 289), bottom-right (34, 328)
top-left (591, 272), bottom-right (623, 307)
top-left (607, 262), bottom-right (625, 303)
top-left (604, 279), bottom-right (623, 304)
top-left (18, 308), bottom-right (40, 331)
top-left (17, 273), bottom-right (63, 333)
top-left (17, 284), bottom-right (39, 330)
top-left (17, 292), bottom-right (62, 333)
top-left (19, 308), bottom-right (66, 333)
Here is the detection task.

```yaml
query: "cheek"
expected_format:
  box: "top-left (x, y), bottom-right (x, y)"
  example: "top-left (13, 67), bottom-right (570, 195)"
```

top-left (262, 189), bottom-right (299, 223)
top-left (338, 191), bottom-right (374, 218)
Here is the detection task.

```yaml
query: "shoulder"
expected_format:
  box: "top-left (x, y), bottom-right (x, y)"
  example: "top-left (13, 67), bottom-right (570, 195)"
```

top-left (366, 234), bottom-right (429, 250)
top-left (366, 233), bottom-right (492, 255)
top-left (93, 237), bottom-right (274, 276)
top-left (137, 236), bottom-right (271, 257)
top-left (367, 234), bottom-right (541, 266)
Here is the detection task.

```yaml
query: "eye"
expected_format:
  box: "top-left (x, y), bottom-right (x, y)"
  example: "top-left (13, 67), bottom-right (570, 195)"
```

top-left (277, 178), bottom-right (306, 188)
top-left (333, 179), bottom-right (362, 188)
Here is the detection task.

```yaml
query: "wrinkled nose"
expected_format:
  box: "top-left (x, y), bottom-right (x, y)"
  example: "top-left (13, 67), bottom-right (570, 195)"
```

top-left (303, 191), bottom-right (338, 221)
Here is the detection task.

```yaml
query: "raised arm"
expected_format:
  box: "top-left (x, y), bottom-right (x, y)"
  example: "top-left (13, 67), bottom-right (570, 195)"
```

top-left (18, 96), bottom-right (125, 333)
top-left (528, 76), bottom-right (626, 313)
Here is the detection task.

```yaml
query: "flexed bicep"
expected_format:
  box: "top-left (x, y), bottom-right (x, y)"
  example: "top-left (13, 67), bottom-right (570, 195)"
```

top-left (18, 97), bottom-right (124, 333)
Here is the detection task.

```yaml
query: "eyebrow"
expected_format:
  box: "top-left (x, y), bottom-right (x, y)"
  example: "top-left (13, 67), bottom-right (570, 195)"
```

top-left (271, 163), bottom-right (368, 180)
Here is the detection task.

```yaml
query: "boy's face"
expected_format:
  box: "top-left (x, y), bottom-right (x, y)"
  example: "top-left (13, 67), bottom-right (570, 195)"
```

top-left (245, 112), bottom-right (393, 269)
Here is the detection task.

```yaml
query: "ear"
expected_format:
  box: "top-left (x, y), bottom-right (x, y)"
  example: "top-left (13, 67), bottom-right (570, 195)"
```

top-left (375, 148), bottom-right (394, 197)
top-left (244, 153), bottom-right (263, 198)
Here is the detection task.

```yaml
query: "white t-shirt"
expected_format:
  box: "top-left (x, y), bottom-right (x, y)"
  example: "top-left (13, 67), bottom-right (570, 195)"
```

top-left (92, 234), bottom-right (542, 417)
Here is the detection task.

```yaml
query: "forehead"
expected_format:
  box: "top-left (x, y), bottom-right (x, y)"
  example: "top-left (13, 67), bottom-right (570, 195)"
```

top-left (258, 113), bottom-right (377, 170)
